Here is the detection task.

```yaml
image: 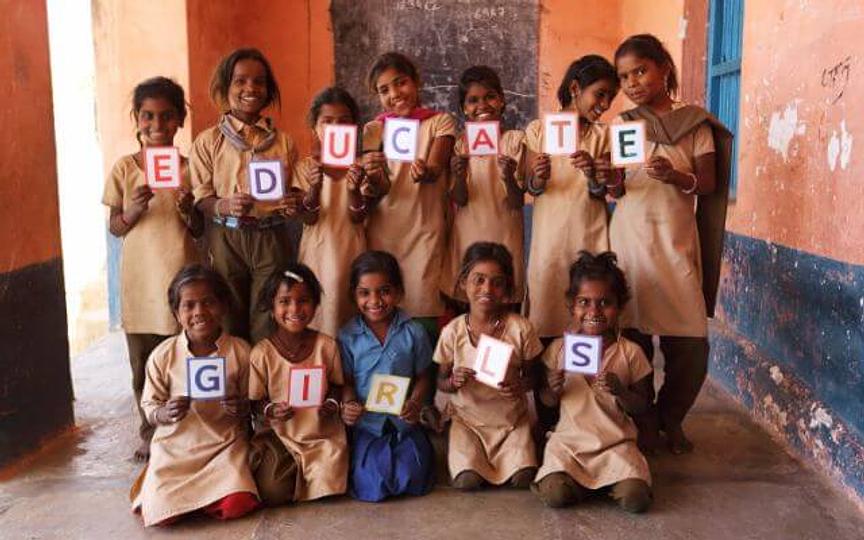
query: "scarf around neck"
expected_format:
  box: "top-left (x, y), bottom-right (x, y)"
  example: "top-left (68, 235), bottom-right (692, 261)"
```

top-left (218, 113), bottom-right (277, 154)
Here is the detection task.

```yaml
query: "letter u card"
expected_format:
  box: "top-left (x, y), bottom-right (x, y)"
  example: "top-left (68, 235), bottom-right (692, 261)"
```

top-left (321, 124), bottom-right (358, 168)
top-left (187, 357), bottom-right (227, 400)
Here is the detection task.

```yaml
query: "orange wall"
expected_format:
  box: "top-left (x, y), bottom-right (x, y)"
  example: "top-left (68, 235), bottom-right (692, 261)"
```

top-left (92, 0), bottom-right (191, 171)
top-left (539, 0), bottom-right (686, 118)
top-left (186, 0), bottom-right (335, 154)
top-left (727, 0), bottom-right (864, 264)
top-left (0, 1), bottom-right (62, 271)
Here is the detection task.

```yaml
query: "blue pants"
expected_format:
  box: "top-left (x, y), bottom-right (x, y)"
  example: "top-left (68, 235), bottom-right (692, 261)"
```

top-left (349, 424), bottom-right (434, 502)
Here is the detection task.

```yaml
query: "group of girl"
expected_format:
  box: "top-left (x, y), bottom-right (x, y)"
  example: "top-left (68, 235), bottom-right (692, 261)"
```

top-left (103, 32), bottom-right (730, 527)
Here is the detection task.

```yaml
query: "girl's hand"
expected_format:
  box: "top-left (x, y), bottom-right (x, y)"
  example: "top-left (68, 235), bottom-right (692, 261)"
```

top-left (533, 153), bottom-right (551, 181)
top-left (497, 155), bottom-right (517, 181)
top-left (346, 164), bottom-right (365, 193)
top-left (223, 192), bottom-right (254, 217)
top-left (451, 154), bottom-right (469, 182)
top-left (646, 156), bottom-right (676, 184)
top-left (267, 401), bottom-right (295, 421)
top-left (547, 368), bottom-right (566, 396)
top-left (341, 400), bottom-right (364, 426)
top-left (596, 372), bottom-right (625, 396)
top-left (280, 187), bottom-right (306, 217)
top-left (498, 376), bottom-right (526, 400)
top-left (399, 398), bottom-right (422, 425)
top-left (175, 187), bottom-right (195, 215)
top-left (318, 398), bottom-right (339, 418)
top-left (450, 366), bottom-right (476, 389)
top-left (570, 150), bottom-right (595, 177)
top-left (409, 158), bottom-right (428, 183)
top-left (308, 159), bottom-right (324, 188)
top-left (220, 396), bottom-right (247, 417)
top-left (362, 151), bottom-right (387, 179)
top-left (594, 155), bottom-right (615, 185)
top-left (129, 185), bottom-right (154, 218)
top-left (157, 396), bottom-right (191, 424)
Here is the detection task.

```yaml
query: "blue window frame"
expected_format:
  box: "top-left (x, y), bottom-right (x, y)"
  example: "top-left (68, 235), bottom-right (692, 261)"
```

top-left (706, 0), bottom-right (744, 198)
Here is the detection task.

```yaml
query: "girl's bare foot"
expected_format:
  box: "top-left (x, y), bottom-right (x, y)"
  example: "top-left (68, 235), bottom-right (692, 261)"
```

top-left (133, 440), bottom-right (151, 462)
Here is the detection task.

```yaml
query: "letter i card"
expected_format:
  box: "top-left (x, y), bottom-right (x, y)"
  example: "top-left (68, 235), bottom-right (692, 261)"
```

top-left (288, 366), bottom-right (326, 408)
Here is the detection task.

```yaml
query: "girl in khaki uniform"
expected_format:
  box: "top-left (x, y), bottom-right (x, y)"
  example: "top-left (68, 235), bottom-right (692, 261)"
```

top-left (247, 264), bottom-right (351, 506)
top-left (131, 265), bottom-right (258, 526)
top-left (443, 66), bottom-right (526, 310)
top-left (191, 48), bottom-right (308, 344)
top-left (610, 35), bottom-right (732, 454)
top-left (102, 77), bottom-right (201, 462)
top-left (297, 87), bottom-right (388, 338)
top-left (534, 251), bottom-right (653, 513)
top-left (361, 52), bottom-right (456, 336)
top-left (436, 242), bottom-right (544, 490)
top-left (524, 56), bottom-right (620, 339)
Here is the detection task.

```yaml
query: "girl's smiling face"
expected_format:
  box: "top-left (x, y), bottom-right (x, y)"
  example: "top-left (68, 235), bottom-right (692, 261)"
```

top-left (272, 282), bottom-right (316, 334)
top-left (136, 97), bottom-right (182, 147)
top-left (375, 68), bottom-right (419, 117)
top-left (175, 281), bottom-right (225, 344)
top-left (568, 278), bottom-right (620, 336)
top-left (354, 272), bottom-right (402, 325)
top-left (314, 102), bottom-right (355, 140)
top-left (462, 260), bottom-right (508, 314)
top-left (463, 83), bottom-right (504, 122)
top-left (616, 53), bottom-right (669, 107)
top-left (228, 58), bottom-right (269, 122)
top-left (571, 79), bottom-right (618, 122)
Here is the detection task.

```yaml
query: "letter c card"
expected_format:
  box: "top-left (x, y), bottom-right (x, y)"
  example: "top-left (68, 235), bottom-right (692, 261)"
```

top-left (383, 118), bottom-right (419, 162)
top-left (563, 334), bottom-right (602, 375)
top-left (187, 356), bottom-right (227, 400)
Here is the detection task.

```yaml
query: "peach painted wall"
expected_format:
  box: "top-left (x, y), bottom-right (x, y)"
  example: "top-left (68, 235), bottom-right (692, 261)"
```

top-left (538, 0), bottom-right (686, 118)
top-left (727, 0), bottom-right (864, 264)
top-left (92, 0), bottom-right (192, 167)
top-left (0, 1), bottom-right (62, 271)
top-left (186, 0), bottom-right (335, 154)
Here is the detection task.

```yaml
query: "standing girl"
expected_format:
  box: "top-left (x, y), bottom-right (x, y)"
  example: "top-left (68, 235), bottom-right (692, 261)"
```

top-left (131, 265), bottom-right (258, 526)
top-left (247, 264), bottom-right (350, 505)
top-left (524, 55), bottom-right (619, 339)
top-left (297, 87), bottom-right (388, 337)
top-left (102, 76), bottom-right (201, 461)
top-left (435, 242), bottom-right (544, 490)
top-left (338, 251), bottom-right (436, 502)
top-left (534, 251), bottom-right (653, 513)
top-left (361, 52), bottom-right (456, 338)
top-left (609, 34), bottom-right (731, 454)
top-left (442, 66), bottom-right (526, 311)
top-left (191, 48), bottom-right (306, 343)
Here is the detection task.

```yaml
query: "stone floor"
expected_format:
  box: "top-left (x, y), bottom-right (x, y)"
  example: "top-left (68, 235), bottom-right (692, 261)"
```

top-left (1, 332), bottom-right (863, 539)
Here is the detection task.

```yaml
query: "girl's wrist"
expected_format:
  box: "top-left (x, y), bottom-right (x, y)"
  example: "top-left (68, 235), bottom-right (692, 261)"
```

top-left (263, 401), bottom-right (276, 418)
top-left (680, 172), bottom-right (699, 194)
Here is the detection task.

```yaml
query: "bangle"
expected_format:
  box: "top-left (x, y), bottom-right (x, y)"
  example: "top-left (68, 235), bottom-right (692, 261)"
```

top-left (682, 173), bottom-right (699, 194)
top-left (263, 402), bottom-right (275, 418)
top-left (348, 202), bottom-right (367, 213)
top-left (303, 199), bottom-right (321, 213)
top-left (324, 398), bottom-right (341, 411)
top-left (214, 199), bottom-right (223, 218)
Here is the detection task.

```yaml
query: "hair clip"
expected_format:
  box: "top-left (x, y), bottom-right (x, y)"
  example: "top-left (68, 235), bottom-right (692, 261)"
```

top-left (284, 270), bottom-right (304, 283)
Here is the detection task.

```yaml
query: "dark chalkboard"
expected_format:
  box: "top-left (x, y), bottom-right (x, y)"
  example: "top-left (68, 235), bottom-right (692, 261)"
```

top-left (331, 0), bottom-right (539, 130)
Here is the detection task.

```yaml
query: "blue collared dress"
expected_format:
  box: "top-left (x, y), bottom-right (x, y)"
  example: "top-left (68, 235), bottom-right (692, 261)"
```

top-left (339, 309), bottom-right (435, 502)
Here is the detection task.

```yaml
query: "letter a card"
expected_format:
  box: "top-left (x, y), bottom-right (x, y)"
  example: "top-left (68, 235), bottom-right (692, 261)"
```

top-left (383, 118), bottom-right (419, 162)
top-left (187, 356), bottom-right (227, 400)
top-left (610, 120), bottom-right (647, 167)
top-left (543, 113), bottom-right (578, 156)
top-left (287, 366), bottom-right (326, 408)
top-left (248, 160), bottom-right (285, 201)
top-left (365, 374), bottom-right (411, 415)
top-left (321, 124), bottom-right (358, 168)
top-left (473, 334), bottom-right (514, 388)
top-left (465, 121), bottom-right (500, 156)
top-left (145, 146), bottom-right (181, 189)
top-left (563, 334), bottom-right (602, 375)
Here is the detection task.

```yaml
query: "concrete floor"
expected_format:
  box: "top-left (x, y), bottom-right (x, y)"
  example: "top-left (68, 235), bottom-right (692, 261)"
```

top-left (1, 333), bottom-right (863, 540)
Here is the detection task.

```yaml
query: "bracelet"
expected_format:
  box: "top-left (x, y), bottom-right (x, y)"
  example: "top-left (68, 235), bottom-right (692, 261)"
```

top-left (682, 173), bottom-right (699, 194)
top-left (526, 175), bottom-right (545, 196)
top-left (263, 402), bottom-right (275, 418)
top-left (348, 202), bottom-right (367, 213)
top-left (324, 398), bottom-right (341, 411)
top-left (302, 199), bottom-right (321, 213)
top-left (214, 198), bottom-right (223, 219)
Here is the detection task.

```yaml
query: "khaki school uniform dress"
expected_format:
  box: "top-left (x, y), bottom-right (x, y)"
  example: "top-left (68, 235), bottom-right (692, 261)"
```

top-left (102, 155), bottom-right (199, 443)
top-left (523, 120), bottom-right (610, 338)
top-left (536, 336), bottom-right (652, 489)
top-left (295, 158), bottom-right (366, 337)
top-left (249, 334), bottom-right (348, 501)
top-left (609, 109), bottom-right (715, 338)
top-left (441, 130), bottom-right (526, 302)
top-left (131, 332), bottom-right (257, 527)
top-left (363, 113), bottom-right (457, 318)
top-left (190, 115), bottom-right (298, 342)
top-left (434, 314), bottom-right (544, 484)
